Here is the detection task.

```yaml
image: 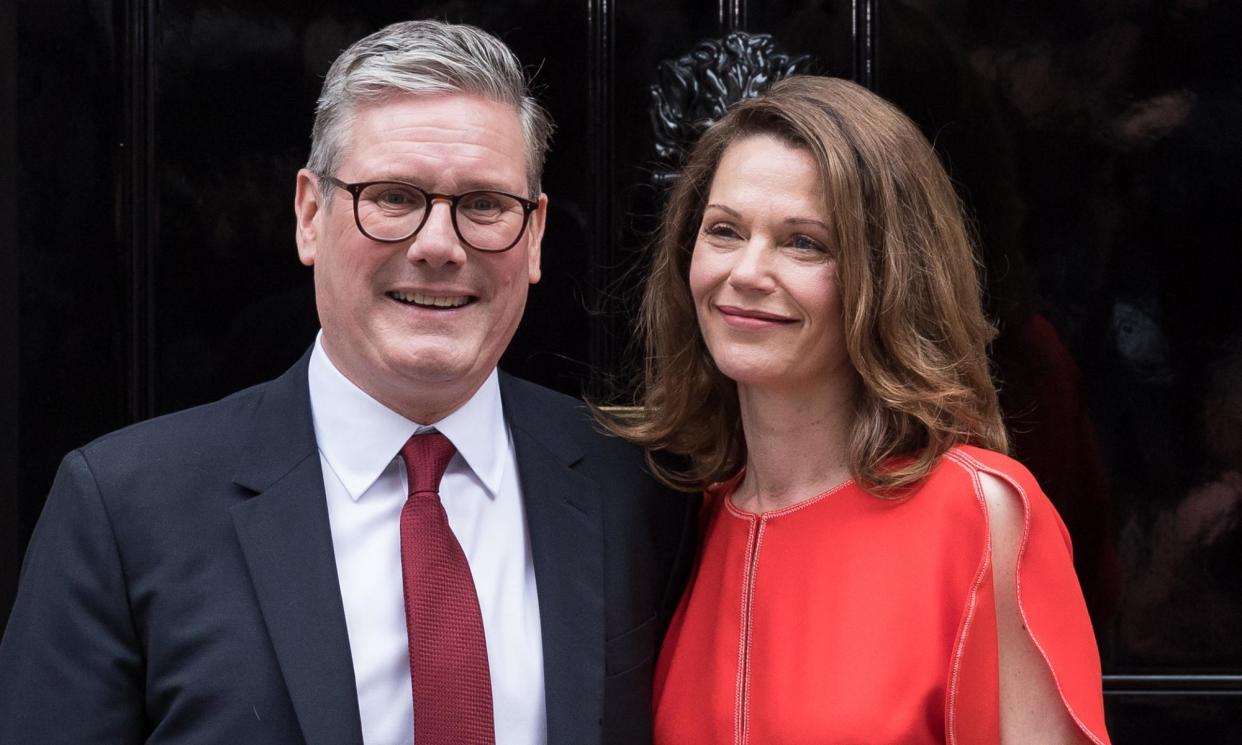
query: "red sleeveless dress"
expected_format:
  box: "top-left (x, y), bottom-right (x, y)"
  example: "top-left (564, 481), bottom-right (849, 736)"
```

top-left (653, 446), bottom-right (1111, 745)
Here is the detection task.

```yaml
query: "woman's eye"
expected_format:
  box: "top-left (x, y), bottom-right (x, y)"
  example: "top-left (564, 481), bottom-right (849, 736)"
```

top-left (789, 234), bottom-right (827, 253)
top-left (703, 223), bottom-right (740, 240)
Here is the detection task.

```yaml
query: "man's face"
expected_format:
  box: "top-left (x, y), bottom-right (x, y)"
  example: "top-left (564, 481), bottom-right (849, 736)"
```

top-left (294, 93), bottom-right (545, 422)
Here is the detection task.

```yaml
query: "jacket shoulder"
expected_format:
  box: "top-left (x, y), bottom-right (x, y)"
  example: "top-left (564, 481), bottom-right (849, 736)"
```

top-left (74, 352), bottom-right (313, 492)
top-left (78, 378), bottom-right (276, 465)
top-left (498, 372), bottom-right (647, 465)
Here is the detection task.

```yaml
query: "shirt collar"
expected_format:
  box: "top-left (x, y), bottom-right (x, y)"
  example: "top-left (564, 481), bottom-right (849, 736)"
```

top-left (307, 334), bottom-right (507, 501)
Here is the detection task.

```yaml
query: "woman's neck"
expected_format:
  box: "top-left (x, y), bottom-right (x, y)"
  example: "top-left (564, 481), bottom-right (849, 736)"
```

top-left (732, 375), bottom-right (857, 513)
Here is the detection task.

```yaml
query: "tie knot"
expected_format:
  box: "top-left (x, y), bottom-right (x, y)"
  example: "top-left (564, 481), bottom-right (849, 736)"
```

top-left (400, 432), bottom-right (457, 496)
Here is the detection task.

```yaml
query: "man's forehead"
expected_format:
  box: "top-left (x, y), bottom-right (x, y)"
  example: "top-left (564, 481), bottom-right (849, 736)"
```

top-left (330, 93), bottom-right (531, 195)
top-left (348, 91), bottom-right (523, 136)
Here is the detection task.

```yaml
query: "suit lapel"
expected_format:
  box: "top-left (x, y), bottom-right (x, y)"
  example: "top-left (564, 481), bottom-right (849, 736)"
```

top-left (230, 354), bottom-right (364, 745)
top-left (501, 374), bottom-right (605, 745)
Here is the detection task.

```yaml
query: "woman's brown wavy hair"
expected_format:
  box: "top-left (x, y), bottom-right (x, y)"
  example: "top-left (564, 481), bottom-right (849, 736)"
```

top-left (600, 76), bottom-right (1009, 495)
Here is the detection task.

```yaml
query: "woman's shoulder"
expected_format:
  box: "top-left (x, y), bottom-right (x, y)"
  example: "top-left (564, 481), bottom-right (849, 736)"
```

top-left (941, 445), bottom-right (1039, 487)
top-left (940, 445), bottom-right (1070, 540)
top-left (908, 446), bottom-right (1069, 546)
top-left (905, 445), bottom-right (1030, 511)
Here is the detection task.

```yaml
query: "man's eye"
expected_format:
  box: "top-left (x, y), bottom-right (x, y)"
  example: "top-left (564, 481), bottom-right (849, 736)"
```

top-left (464, 194), bottom-right (502, 212)
top-left (377, 191), bottom-right (412, 204)
top-left (374, 188), bottom-right (422, 208)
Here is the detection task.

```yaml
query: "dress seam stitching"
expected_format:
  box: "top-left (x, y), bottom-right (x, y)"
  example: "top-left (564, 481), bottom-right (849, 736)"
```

top-left (733, 513), bottom-right (764, 745)
top-left (944, 449), bottom-right (990, 745)
top-left (721, 478), bottom-right (855, 520)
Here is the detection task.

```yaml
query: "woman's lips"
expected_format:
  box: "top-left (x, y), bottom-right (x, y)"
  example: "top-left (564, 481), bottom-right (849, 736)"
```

top-left (715, 304), bottom-right (796, 328)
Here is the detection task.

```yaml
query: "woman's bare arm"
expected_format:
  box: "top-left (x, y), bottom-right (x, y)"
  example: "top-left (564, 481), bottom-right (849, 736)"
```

top-left (981, 472), bottom-right (1092, 745)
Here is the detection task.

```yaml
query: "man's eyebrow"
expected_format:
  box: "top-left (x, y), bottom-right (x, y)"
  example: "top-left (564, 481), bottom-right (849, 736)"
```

top-left (366, 174), bottom-right (523, 194)
top-left (366, 174), bottom-right (428, 187)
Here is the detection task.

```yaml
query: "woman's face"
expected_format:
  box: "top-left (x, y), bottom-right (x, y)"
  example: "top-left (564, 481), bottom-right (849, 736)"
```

top-left (689, 134), bottom-right (852, 395)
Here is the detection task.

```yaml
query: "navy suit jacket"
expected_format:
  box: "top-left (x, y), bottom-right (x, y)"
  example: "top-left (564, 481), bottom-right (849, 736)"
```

top-left (0, 352), bottom-right (697, 745)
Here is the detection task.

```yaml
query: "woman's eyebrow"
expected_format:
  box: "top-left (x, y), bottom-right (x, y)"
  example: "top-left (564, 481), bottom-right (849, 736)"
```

top-left (704, 203), bottom-right (741, 218)
top-left (704, 204), bottom-right (829, 231)
top-left (785, 217), bottom-right (831, 230)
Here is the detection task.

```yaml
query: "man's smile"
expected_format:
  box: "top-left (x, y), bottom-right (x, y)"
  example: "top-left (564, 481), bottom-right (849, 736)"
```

top-left (387, 290), bottom-right (475, 309)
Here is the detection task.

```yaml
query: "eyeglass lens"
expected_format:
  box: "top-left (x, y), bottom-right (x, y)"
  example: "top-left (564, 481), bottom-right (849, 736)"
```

top-left (355, 182), bottom-right (528, 250)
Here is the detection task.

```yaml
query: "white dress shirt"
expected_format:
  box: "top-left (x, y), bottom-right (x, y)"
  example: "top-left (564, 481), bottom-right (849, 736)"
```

top-left (308, 337), bottom-right (546, 745)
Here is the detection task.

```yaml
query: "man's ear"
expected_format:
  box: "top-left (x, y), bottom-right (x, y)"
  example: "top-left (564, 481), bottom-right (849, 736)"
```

top-left (525, 193), bottom-right (548, 285)
top-left (294, 169), bottom-right (322, 266)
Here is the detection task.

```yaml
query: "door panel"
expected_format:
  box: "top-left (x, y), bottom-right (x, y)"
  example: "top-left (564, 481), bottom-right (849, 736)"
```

top-left (7, 0), bottom-right (1241, 734)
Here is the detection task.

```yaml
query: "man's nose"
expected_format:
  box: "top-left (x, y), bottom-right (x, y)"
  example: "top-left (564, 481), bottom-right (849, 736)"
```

top-left (406, 199), bottom-right (468, 267)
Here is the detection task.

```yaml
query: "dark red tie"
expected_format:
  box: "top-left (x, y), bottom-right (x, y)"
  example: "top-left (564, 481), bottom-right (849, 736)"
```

top-left (399, 432), bottom-right (495, 745)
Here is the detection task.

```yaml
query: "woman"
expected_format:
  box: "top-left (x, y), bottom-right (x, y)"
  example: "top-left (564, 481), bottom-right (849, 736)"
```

top-left (604, 77), bottom-right (1111, 744)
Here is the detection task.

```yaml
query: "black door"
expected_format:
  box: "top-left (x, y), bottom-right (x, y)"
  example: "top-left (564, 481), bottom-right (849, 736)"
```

top-left (6, 0), bottom-right (1242, 738)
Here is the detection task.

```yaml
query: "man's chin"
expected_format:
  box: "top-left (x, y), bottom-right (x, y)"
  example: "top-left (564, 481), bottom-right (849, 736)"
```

top-left (355, 355), bottom-right (489, 423)
top-left (388, 354), bottom-right (480, 387)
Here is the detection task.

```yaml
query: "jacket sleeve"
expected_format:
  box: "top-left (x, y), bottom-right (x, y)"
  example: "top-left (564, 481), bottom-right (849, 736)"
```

top-left (0, 450), bottom-right (146, 744)
top-left (657, 491), bottom-right (701, 634)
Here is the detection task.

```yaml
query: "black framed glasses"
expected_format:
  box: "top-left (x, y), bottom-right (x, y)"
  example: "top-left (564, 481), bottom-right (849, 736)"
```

top-left (320, 175), bottom-right (538, 253)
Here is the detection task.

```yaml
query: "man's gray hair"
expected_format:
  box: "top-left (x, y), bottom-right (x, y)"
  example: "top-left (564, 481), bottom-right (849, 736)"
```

top-left (307, 20), bottom-right (554, 199)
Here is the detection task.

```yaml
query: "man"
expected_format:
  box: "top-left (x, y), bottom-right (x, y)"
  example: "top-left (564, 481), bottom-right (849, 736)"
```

top-left (0, 20), bottom-right (696, 745)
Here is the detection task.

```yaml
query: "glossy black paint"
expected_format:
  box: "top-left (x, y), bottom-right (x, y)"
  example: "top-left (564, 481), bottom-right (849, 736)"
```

top-left (601, 0), bottom-right (722, 396)
top-left (12, 0), bottom-right (132, 611)
top-left (1106, 692), bottom-right (1242, 744)
top-left (1, 0), bottom-right (18, 619)
top-left (6, 0), bottom-right (1241, 735)
top-left (868, 0), bottom-right (1242, 677)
